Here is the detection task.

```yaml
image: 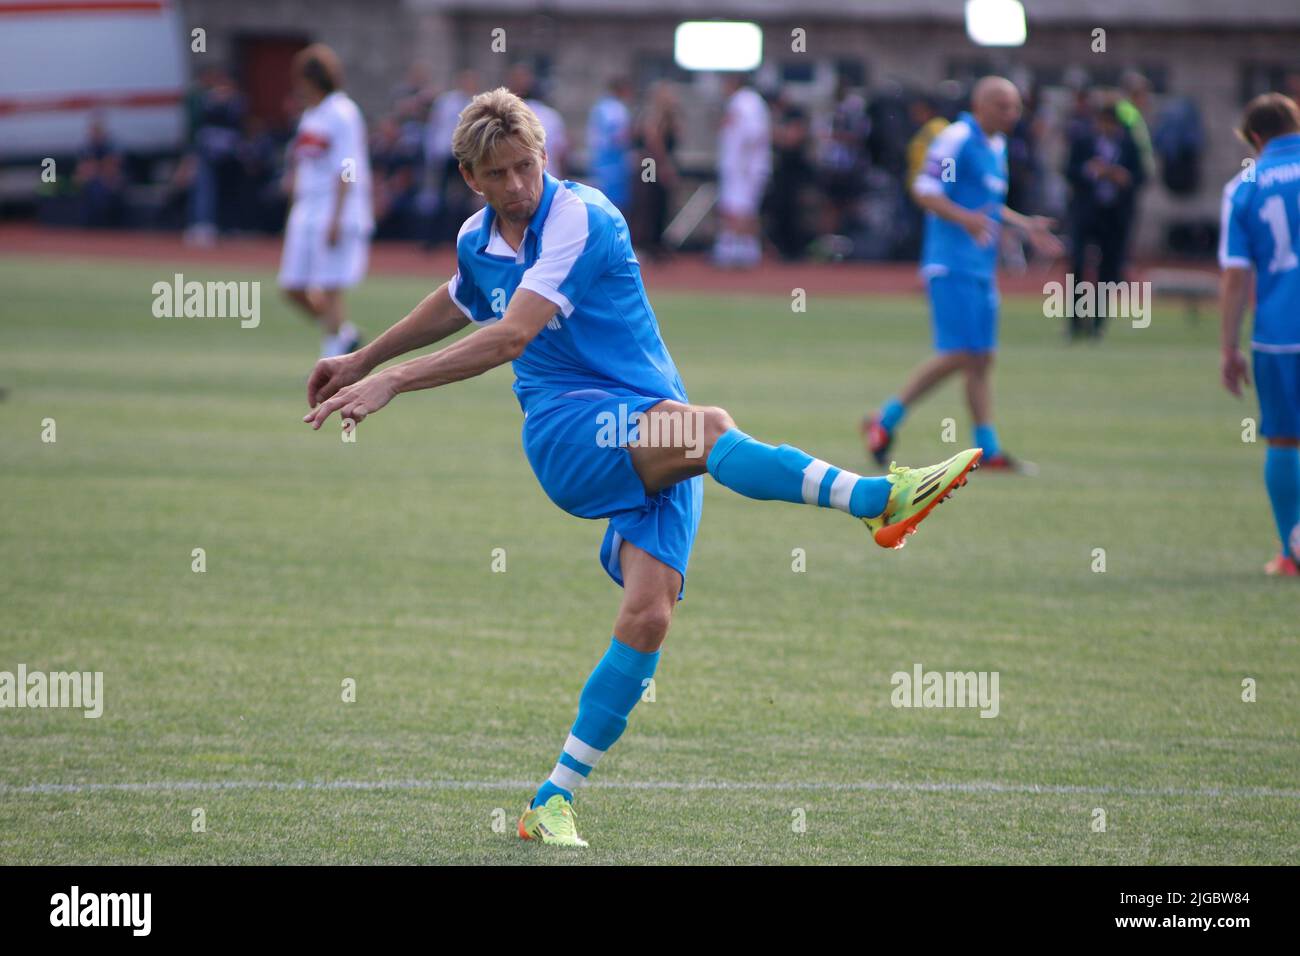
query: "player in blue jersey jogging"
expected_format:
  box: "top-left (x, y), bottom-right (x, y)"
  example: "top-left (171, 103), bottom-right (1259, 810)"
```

top-left (1219, 93), bottom-right (1300, 576)
top-left (864, 77), bottom-right (1062, 474)
top-left (301, 89), bottom-right (983, 846)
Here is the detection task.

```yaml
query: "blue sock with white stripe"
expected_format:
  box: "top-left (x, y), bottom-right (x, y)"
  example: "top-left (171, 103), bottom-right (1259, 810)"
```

top-left (880, 397), bottom-right (907, 431)
top-left (532, 637), bottom-right (659, 809)
top-left (705, 427), bottom-right (890, 519)
top-left (1264, 445), bottom-right (1300, 557)
top-left (973, 422), bottom-right (1001, 459)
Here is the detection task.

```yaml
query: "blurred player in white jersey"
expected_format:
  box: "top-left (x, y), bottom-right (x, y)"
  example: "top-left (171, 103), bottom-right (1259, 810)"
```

top-left (713, 73), bottom-right (771, 269)
top-left (279, 44), bottom-right (373, 358)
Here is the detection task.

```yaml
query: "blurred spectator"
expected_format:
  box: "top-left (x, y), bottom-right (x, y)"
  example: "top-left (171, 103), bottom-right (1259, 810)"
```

top-left (1006, 86), bottom-right (1043, 215)
top-left (185, 68), bottom-right (245, 245)
top-left (1152, 95), bottom-right (1204, 195)
top-left (1003, 84), bottom-right (1044, 270)
top-left (714, 72), bottom-right (771, 269)
top-left (631, 80), bottom-right (680, 260)
top-left (1065, 100), bottom-right (1146, 339)
top-left (587, 76), bottom-right (634, 214)
top-left (507, 63), bottom-right (567, 177)
top-left (905, 95), bottom-right (949, 191)
top-left (391, 76), bottom-right (428, 165)
top-left (391, 61), bottom-right (436, 126)
top-left (1064, 85), bottom-right (1095, 145)
top-left (1118, 71), bottom-right (1157, 182)
top-left (866, 83), bottom-right (910, 177)
top-left (237, 114), bottom-right (290, 234)
top-left (424, 69), bottom-right (480, 246)
top-left (1285, 70), bottom-right (1300, 104)
top-left (765, 91), bottom-right (815, 260)
top-left (816, 81), bottom-right (870, 238)
top-left (74, 114), bottom-right (126, 228)
top-left (902, 95), bottom-right (949, 256)
top-left (371, 114), bottom-right (422, 239)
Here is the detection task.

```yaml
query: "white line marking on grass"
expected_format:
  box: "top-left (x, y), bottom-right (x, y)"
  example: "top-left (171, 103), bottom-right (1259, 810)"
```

top-left (2, 779), bottom-right (1298, 799)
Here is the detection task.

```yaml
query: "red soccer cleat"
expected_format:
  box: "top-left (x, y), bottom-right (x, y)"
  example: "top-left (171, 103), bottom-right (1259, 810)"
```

top-left (1264, 554), bottom-right (1299, 577)
top-left (860, 412), bottom-right (893, 467)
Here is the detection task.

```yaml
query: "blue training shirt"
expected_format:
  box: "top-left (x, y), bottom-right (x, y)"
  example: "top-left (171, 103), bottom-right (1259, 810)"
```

top-left (1219, 131), bottom-right (1300, 350)
top-left (447, 173), bottom-right (689, 413)
top-left (586, 95), bottom-right (631, 208)
top-left (913, 111), bottom-right (1008, 280)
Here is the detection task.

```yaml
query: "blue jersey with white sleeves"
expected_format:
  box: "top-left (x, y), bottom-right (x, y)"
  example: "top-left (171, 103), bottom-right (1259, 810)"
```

top-left (447, 173), bottom-right (689, 413)
top-left (913, 111), bottom-right (1008, 280)
top-left (1219, 132), bottom-right (1300, 349)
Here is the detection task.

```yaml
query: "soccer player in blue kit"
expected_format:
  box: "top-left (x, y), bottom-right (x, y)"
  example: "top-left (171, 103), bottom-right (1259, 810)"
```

top-left (865, 77), bottom-right (1062, 474)
top-left (1219, 93), bottom-right (1300, 576)
top-left (302, 89), bottom-right (983, 846)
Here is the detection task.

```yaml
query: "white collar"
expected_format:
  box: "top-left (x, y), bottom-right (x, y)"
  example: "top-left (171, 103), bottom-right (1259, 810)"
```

top-left (487, 215), bottom-right (526, 263)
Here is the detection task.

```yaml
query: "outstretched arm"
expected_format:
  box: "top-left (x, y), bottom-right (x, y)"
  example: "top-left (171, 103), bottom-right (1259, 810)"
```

top-left (1001, 205), bottom-right (1064, 258)
top-left (305, 282), bottom-right (470, 408)
top-left (303, 288), bottom-right (558, 431)
top-left (358, 283), bottom-right (472, 369)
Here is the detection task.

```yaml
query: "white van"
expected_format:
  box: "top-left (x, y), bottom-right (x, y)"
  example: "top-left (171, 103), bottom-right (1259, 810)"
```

top-left (0, 0), bottom-right (187, 197)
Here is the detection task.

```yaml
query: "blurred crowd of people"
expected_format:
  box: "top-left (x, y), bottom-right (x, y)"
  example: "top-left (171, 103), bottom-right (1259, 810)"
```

top-left (158, 62), bottom-right (687, 254)
top-left (725, 69), bottom-right (1205, 275)
top-left (67, 61), bottom-right (1210, 277)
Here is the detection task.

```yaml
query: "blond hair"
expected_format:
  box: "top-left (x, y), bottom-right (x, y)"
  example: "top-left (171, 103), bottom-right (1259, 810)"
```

top-left (451, 87), bottom-right (546, 171)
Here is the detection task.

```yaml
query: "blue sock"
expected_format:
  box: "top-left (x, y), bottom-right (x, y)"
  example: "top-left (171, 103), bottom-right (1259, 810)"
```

top-left (973, 423), bottom-right (1000, 459)
top-left (880, 397), bottom-right (907, 432)
top-left (532, 637), bottom-right (659, 808)
top-left (706, 427), bottom-right (890, 519)
top-left (1264, 445), bottom-right (1300, 556)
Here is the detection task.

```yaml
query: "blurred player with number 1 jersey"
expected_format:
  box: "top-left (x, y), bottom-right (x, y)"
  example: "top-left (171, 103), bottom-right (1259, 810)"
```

top-left (1219, 93), bottom-right (1300, 576)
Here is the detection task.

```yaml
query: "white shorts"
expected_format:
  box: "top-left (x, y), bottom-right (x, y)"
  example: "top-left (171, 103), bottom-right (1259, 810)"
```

top-left (717, 173), bottom-right (768, 218)
top-left (278, 207), bottom-right (370, 290)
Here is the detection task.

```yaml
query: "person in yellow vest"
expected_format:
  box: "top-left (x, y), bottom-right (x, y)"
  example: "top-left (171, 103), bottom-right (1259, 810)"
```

top-left (902, 95), bottom-right (949, 257)
top-left (906, 96), bottom-right (949, 190)
top-left (1118, 71), bottom-right (1156, 181)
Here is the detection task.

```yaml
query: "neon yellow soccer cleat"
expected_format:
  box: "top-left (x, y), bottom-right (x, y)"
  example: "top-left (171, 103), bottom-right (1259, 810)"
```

top-left (517, 794), bottom-right (589, 847)
top-left (862, 448), bottom-right (983, 550)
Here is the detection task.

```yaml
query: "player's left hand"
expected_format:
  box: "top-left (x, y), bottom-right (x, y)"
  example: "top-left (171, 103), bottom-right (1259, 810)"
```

top-left (1220, 347), bottom-right (1250, 397)
top-left (303, 371), bottom-right (397, 431)
top-left (326, 219), bottom-right (341, 247)
top-left (1024, 216), bottom-right (1064, 258)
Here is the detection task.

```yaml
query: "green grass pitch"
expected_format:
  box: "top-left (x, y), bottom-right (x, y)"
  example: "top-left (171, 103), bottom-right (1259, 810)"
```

top-left (0, 254), bottom-right (1296, 864)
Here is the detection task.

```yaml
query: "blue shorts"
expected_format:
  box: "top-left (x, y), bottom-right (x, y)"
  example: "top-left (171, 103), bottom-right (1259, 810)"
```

top-left (1254, 350), bottom-right (1300, 438)
top-left (522, 388), bottom-right (704, 599)
top-left (927, 271), bottom-right (999, 353)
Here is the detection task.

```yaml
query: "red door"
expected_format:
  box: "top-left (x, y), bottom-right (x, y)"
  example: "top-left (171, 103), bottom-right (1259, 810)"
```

top-left (238, 35), bottom-right (310, 127)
